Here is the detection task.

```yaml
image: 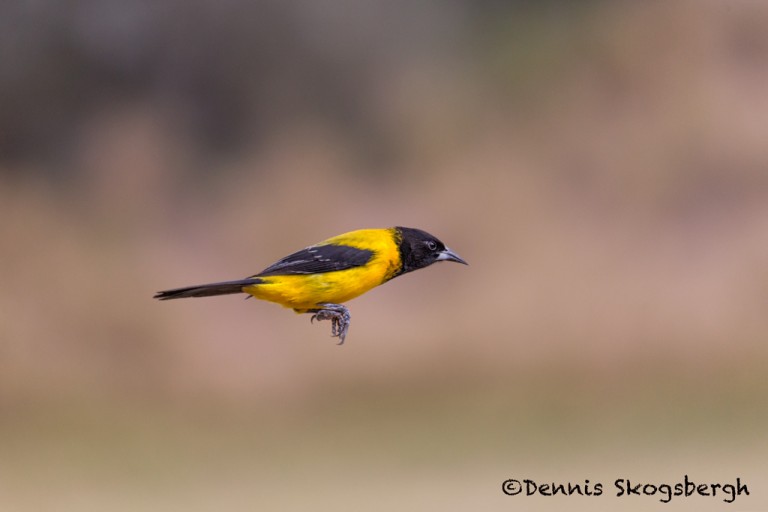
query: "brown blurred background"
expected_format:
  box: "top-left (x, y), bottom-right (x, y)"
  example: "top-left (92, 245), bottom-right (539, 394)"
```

top-left (1, 1), bottom-right (767, 510)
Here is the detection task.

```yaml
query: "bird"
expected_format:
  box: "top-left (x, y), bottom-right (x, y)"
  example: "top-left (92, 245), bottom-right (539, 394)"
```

top-left (154, 227), bottom-right (467, 345)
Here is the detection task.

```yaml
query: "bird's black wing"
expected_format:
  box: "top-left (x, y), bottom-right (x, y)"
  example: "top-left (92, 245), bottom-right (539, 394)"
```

top-left (254, 244), bottom-right (374, 277)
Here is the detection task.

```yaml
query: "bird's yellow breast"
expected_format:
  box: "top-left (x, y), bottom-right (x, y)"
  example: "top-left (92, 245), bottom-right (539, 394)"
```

top-left (242, 228), bottom-right (402, 311)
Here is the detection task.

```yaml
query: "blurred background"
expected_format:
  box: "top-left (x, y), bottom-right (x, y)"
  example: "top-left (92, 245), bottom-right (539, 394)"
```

top-left (1, 0), bottom-right (767, 510)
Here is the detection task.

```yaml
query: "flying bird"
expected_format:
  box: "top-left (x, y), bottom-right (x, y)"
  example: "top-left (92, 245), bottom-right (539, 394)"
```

top-left (154, 227), bottom-right (467, 344)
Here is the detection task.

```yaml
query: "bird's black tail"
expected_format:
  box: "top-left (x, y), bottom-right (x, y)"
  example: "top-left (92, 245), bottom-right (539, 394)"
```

top-left (153, 278), bottom-right (263, 300)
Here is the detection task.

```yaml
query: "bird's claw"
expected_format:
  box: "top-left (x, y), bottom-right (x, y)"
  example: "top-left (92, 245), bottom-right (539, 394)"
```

top-left (308, 303), bottom-right (351, 345)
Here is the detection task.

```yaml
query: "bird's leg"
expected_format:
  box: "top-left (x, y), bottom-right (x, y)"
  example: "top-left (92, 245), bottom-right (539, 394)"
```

top-left (309, 303), bottom-right (351, 345)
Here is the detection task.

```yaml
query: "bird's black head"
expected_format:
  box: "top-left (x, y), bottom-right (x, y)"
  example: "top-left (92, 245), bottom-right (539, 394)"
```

top-left (395, 227), bottom-right (468, 276)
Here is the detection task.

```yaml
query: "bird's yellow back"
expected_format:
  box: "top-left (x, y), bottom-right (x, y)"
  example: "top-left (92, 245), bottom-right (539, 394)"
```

top-left (243, 228), bottom-right (402, 311)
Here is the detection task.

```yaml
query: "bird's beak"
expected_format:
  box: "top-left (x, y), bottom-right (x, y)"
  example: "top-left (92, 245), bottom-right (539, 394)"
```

top-left (436, 247), bottom-right (468, 265)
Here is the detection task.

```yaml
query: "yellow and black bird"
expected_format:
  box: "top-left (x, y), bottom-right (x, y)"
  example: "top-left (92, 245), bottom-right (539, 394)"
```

top-left (154, 227), bottom-right (467, 344)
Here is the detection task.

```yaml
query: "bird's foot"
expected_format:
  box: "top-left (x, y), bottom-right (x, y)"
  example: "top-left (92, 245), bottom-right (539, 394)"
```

top-left (309, 303), bottom-right (351, 345)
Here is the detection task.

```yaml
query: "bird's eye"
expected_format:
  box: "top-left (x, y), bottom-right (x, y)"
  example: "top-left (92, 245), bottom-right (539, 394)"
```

top-left (426, 240), bottom-right (437, 251)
